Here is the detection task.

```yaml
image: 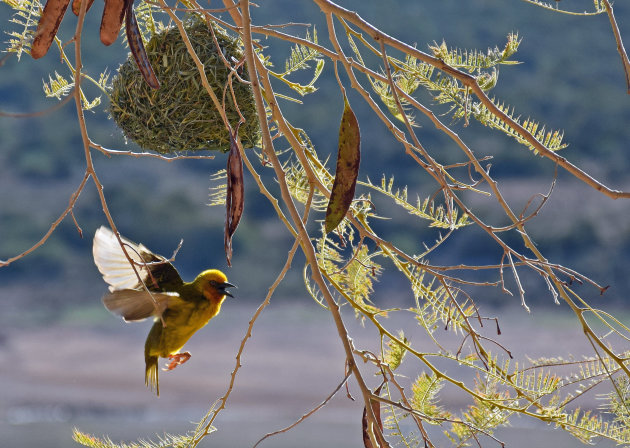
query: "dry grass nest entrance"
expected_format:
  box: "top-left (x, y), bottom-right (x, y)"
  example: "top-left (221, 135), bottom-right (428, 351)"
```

top-left (109, 18), bottom-right (260, 154)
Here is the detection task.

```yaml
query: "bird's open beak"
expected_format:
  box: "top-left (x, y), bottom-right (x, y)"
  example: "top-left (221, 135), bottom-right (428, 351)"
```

top-left (219, 281), bottom-right (237, 298)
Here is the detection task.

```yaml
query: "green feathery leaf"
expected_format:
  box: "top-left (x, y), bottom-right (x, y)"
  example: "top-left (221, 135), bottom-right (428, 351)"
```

top-left (208, 169), bottom-right (227, 207)
top-left (447, 374), bottom-right (513, 446)
top-left (411, 372), bottom-right (449, 420)
top-left (410, 270), bottom-right (473, 335)
top-left (473, 98), bottom-right (568, 153)
top-left (285, 160), bottom-right (328, 211)
top-left (303, 263), bottom-right (330, 309)
top-left (362, 176), bottom-right (471, 229)
top-left (135, 2), bottom-right (165, 39)
top-left (73, 429), bottom-right (194, 448)
top-left (520, 0), bottom-right (606, 15)
top-left (602, 377), bottom-right (630, 431)
top-left (43, 72), bottom-right (73, 100)
top-left (383, 330), bottom-right (408, 371)
top-left (42, 70), bottom-right (102, 110)
top-left (429, 33), bottom-right (522, 73)
top-left (270, 29), bottom-right (324, 96)
top-left (2, 0), bottom-right (40, 59)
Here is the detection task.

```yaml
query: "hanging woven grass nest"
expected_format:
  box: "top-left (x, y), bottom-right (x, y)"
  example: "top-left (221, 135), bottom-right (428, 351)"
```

top-left (109, 17), bottom-right (260, 154)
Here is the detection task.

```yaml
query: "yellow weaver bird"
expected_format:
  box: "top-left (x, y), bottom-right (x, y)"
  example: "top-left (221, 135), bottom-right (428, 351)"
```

top-left (93, 226), bottom-right (235, 396)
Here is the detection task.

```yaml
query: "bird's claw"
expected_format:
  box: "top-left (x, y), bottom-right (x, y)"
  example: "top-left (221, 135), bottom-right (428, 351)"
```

top-left (163, 352), bottom-right (191, 371)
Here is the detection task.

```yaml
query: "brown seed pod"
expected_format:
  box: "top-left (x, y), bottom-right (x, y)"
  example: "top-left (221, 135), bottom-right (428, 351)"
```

top-left (361, 382), bottom-right (384, 448)
top-left (99, 0), bottom-right (126, 46)
top-left (30, 0), bottom-right (72, 59)
top-left (225, 125), bottom-right (244, 267)
top-left (324, 93), bottom-right (361, 233)
top-left (124, 0), bottom-right (159, 89)
top-left (71, 0), bottom-right (95, 16)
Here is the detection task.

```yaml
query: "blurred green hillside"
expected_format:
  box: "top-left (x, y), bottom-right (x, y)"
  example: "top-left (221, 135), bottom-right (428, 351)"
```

top-left (1, 0), bottom-right (629, 325)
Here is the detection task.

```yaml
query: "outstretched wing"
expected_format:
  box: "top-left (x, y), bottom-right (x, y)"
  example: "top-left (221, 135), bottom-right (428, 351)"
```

top-left (93, 226), bottom-right (184, 292)
top-left (102, 289), bottom-right (180, 321)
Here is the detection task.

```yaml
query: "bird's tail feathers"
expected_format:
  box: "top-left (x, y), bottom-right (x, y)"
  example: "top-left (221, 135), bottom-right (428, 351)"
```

top-left (145, 355), bottom-right (160, 396)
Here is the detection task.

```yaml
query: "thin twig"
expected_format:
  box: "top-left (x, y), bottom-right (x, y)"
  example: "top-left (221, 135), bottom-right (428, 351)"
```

top-left (190, 235), bottom-right (303, 447)
top-left (90, 141), bottom-right (215, 160)
top-left (0, 90), bottom-right (74, 117)
top-left (252, 371), bottom-right (352, 448)
top-left (507, 252), bottom-right (528, 312)
top-left (601, 0), bottom-right (630, 93)
top-left (0, 173), bottom-right (88, 267)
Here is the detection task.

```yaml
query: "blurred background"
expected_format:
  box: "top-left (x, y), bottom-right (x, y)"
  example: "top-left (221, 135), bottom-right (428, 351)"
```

top-left (1, 0), bottom-right (629, 446)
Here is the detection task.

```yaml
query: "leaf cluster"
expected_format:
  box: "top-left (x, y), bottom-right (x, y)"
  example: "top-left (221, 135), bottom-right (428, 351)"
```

top-left (521, 0), bottom-right (606, 15)
top-left (73, 429), bottom-right (194, 448)
top-left (269, 29), bottom-right (325, 99)
top-left (349, 30), bottom-right (568, 154)
top-left (2, 0), bottom-right (40, 59)
top-left (363, 175), bottom-right (470, 229)
top-left (309, 226), bottom-right (383, 317)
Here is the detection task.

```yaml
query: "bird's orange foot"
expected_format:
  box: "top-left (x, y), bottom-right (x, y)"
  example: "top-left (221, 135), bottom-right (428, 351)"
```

top-left (163, 352), bottom-right (191, 371)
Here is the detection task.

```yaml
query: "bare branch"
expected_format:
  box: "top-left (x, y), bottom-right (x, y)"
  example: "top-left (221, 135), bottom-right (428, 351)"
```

top-left (601, 0), bottom-right (630, 93)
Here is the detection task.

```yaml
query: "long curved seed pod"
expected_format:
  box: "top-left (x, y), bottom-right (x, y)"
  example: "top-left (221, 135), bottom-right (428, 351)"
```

top-left (99, 0), bottom-right (126, 46)
top-left (30, 0), bottom-right (72, 59)
top-left (325, 92), bottom-right (361, 233)
top-left (362, 382), bottom-right (384, 448)
top-left (71, 0), bottom-right (95, 16)
top-left (225, 125), bottom-right (244, 267)
top-left (124, 0), bottom-right (160, 89)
